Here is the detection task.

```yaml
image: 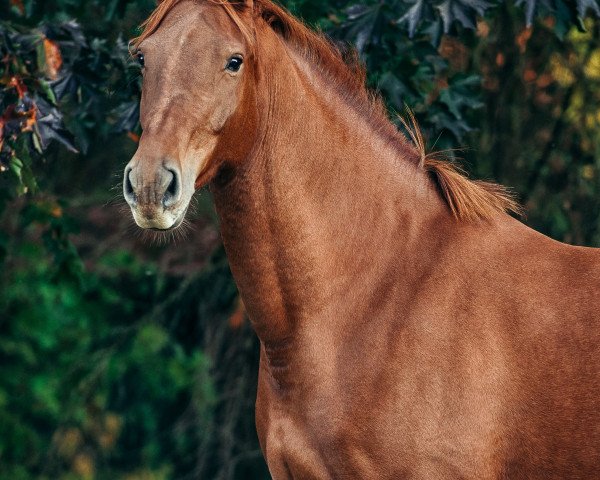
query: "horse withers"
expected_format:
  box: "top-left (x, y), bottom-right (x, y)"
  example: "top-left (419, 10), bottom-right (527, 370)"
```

top-left (123, 1), bottom-right (600, 478)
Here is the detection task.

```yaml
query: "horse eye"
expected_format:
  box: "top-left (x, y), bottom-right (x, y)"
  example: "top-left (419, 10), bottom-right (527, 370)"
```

top-left (136, 51), bottom-right (145, 68)
top-left (225, 56), bottom-right (243, 72)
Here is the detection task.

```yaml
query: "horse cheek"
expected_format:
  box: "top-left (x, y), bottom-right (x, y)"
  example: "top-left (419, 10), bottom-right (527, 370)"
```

top-left (209, 99), bottom-right (237, 133)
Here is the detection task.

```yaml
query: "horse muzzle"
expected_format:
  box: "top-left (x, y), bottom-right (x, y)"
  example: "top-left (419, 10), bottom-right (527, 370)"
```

top-left (123, 162), bottom-right (187, 230)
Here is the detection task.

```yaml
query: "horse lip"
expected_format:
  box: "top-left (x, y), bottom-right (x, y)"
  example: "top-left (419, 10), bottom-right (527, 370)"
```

top-left (147, 208), bottom-right (187, 231)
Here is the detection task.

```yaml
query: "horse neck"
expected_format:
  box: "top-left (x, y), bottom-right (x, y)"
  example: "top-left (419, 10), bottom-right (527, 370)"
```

top-left (211, 31), bottom-right (451, 345)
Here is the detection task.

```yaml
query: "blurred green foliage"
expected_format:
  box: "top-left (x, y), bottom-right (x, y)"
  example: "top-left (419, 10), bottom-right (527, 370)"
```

top-left (0, 0), bottom-right (599, 479)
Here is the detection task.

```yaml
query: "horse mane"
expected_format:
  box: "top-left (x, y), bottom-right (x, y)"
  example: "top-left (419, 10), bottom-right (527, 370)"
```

top-left (399, 111), bottom-right (522, 220)
top-left (134, 0), bottom-right (521, 221)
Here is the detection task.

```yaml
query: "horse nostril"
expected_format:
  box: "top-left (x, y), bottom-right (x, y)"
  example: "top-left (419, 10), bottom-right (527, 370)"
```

top-left (163, 168), bottom-right (180, 208)
top-left (124, 167), bottom-right (136, 205)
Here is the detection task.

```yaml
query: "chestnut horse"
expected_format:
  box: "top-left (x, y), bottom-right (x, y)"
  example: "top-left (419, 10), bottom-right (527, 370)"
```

top-left (123, 0), bottom-right (600, 477)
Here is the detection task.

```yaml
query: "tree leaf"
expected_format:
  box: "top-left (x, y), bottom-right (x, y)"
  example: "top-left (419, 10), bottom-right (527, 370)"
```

top-left (436, 0), bottom-right (495, 33)
top-left (398, 0), bottom-right (428, 38)
top-left (378, 71), bottom-right (411, 109)
top-left (38, 79), bottom-right (57, 105)
top-left (43, 38), bottom-right (63, 80)
top-left (514, 0), bottom-right (554, 26)
top-left (50, 73), bottom-right (78, 101)
top-left (113, 101), bottom-right (140, 133)
top-left (576, 0), bottom-right (600, 19)
top-left (341, 4), bottom-right (382, 54)
top-left (514, 0), bottom-right (535, 26)
top-left (34, 96), bottom-right (78, 153)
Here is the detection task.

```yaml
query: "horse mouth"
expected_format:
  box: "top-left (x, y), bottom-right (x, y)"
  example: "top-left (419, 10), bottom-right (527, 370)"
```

top-left (146, 210), bottom-right (187, 231)
top-left (133, 204), bottom-right (189, 231)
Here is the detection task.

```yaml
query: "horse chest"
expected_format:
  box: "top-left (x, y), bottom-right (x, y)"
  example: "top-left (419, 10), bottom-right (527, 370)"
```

top-left (256, 393), bottom-right (501, 479)
top-left (255, 348), bottom-right (506, 480)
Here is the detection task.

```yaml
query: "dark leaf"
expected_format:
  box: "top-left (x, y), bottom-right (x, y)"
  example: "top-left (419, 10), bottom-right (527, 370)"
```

top-left (345, 4), bottom-right (371, 19)
top-left (341, 4), bottom-right (382, 54)
top-left (521, 0), bottom-right (537, 26)
top-left (398, 0), bottom-right (428, 38)
top-left (34, 96), bottom-right (78, 153)
top-left (576, 0), bottom-right (600, 19)
top-left (436, 0), bottom-right (495, 33)
top-left (428, 110), bottom-right (473, 139)
top-left (439, 84), bottom-right (484, 119)
top-left (423, 17), bottom-right (444, 47)
top-left (514, 0), bottom-right (554, 26)
top-left (378, 72), bottom-right (411, 110)
top-left (553, 0), bottom-right (577, 37)
top-left (50, 73), bottom-right (79, 101)
top-left (113, 101), bottom-right (140, 133)
top-left (104, 0), bottom-right (121, 21)
top-left (42, 20), bottom-right (87, 48)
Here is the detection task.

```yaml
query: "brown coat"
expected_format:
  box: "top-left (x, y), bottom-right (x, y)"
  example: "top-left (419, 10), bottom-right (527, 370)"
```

top-left (125, 1), bottom-right (600, 477)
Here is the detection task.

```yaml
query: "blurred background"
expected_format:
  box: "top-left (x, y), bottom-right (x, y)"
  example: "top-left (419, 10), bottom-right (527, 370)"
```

top-left (0, 0), bottom-right (599, 478)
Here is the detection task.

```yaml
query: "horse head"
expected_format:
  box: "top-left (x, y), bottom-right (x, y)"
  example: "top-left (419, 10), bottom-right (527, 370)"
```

top-left (123, 0), bottom-right (258, 230)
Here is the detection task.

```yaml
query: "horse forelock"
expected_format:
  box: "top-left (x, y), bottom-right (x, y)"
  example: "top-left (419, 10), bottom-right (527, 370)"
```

top-left (134, 0), bottom-right (521, 222)
top-left (132, 0), bottom-right (254, 50)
